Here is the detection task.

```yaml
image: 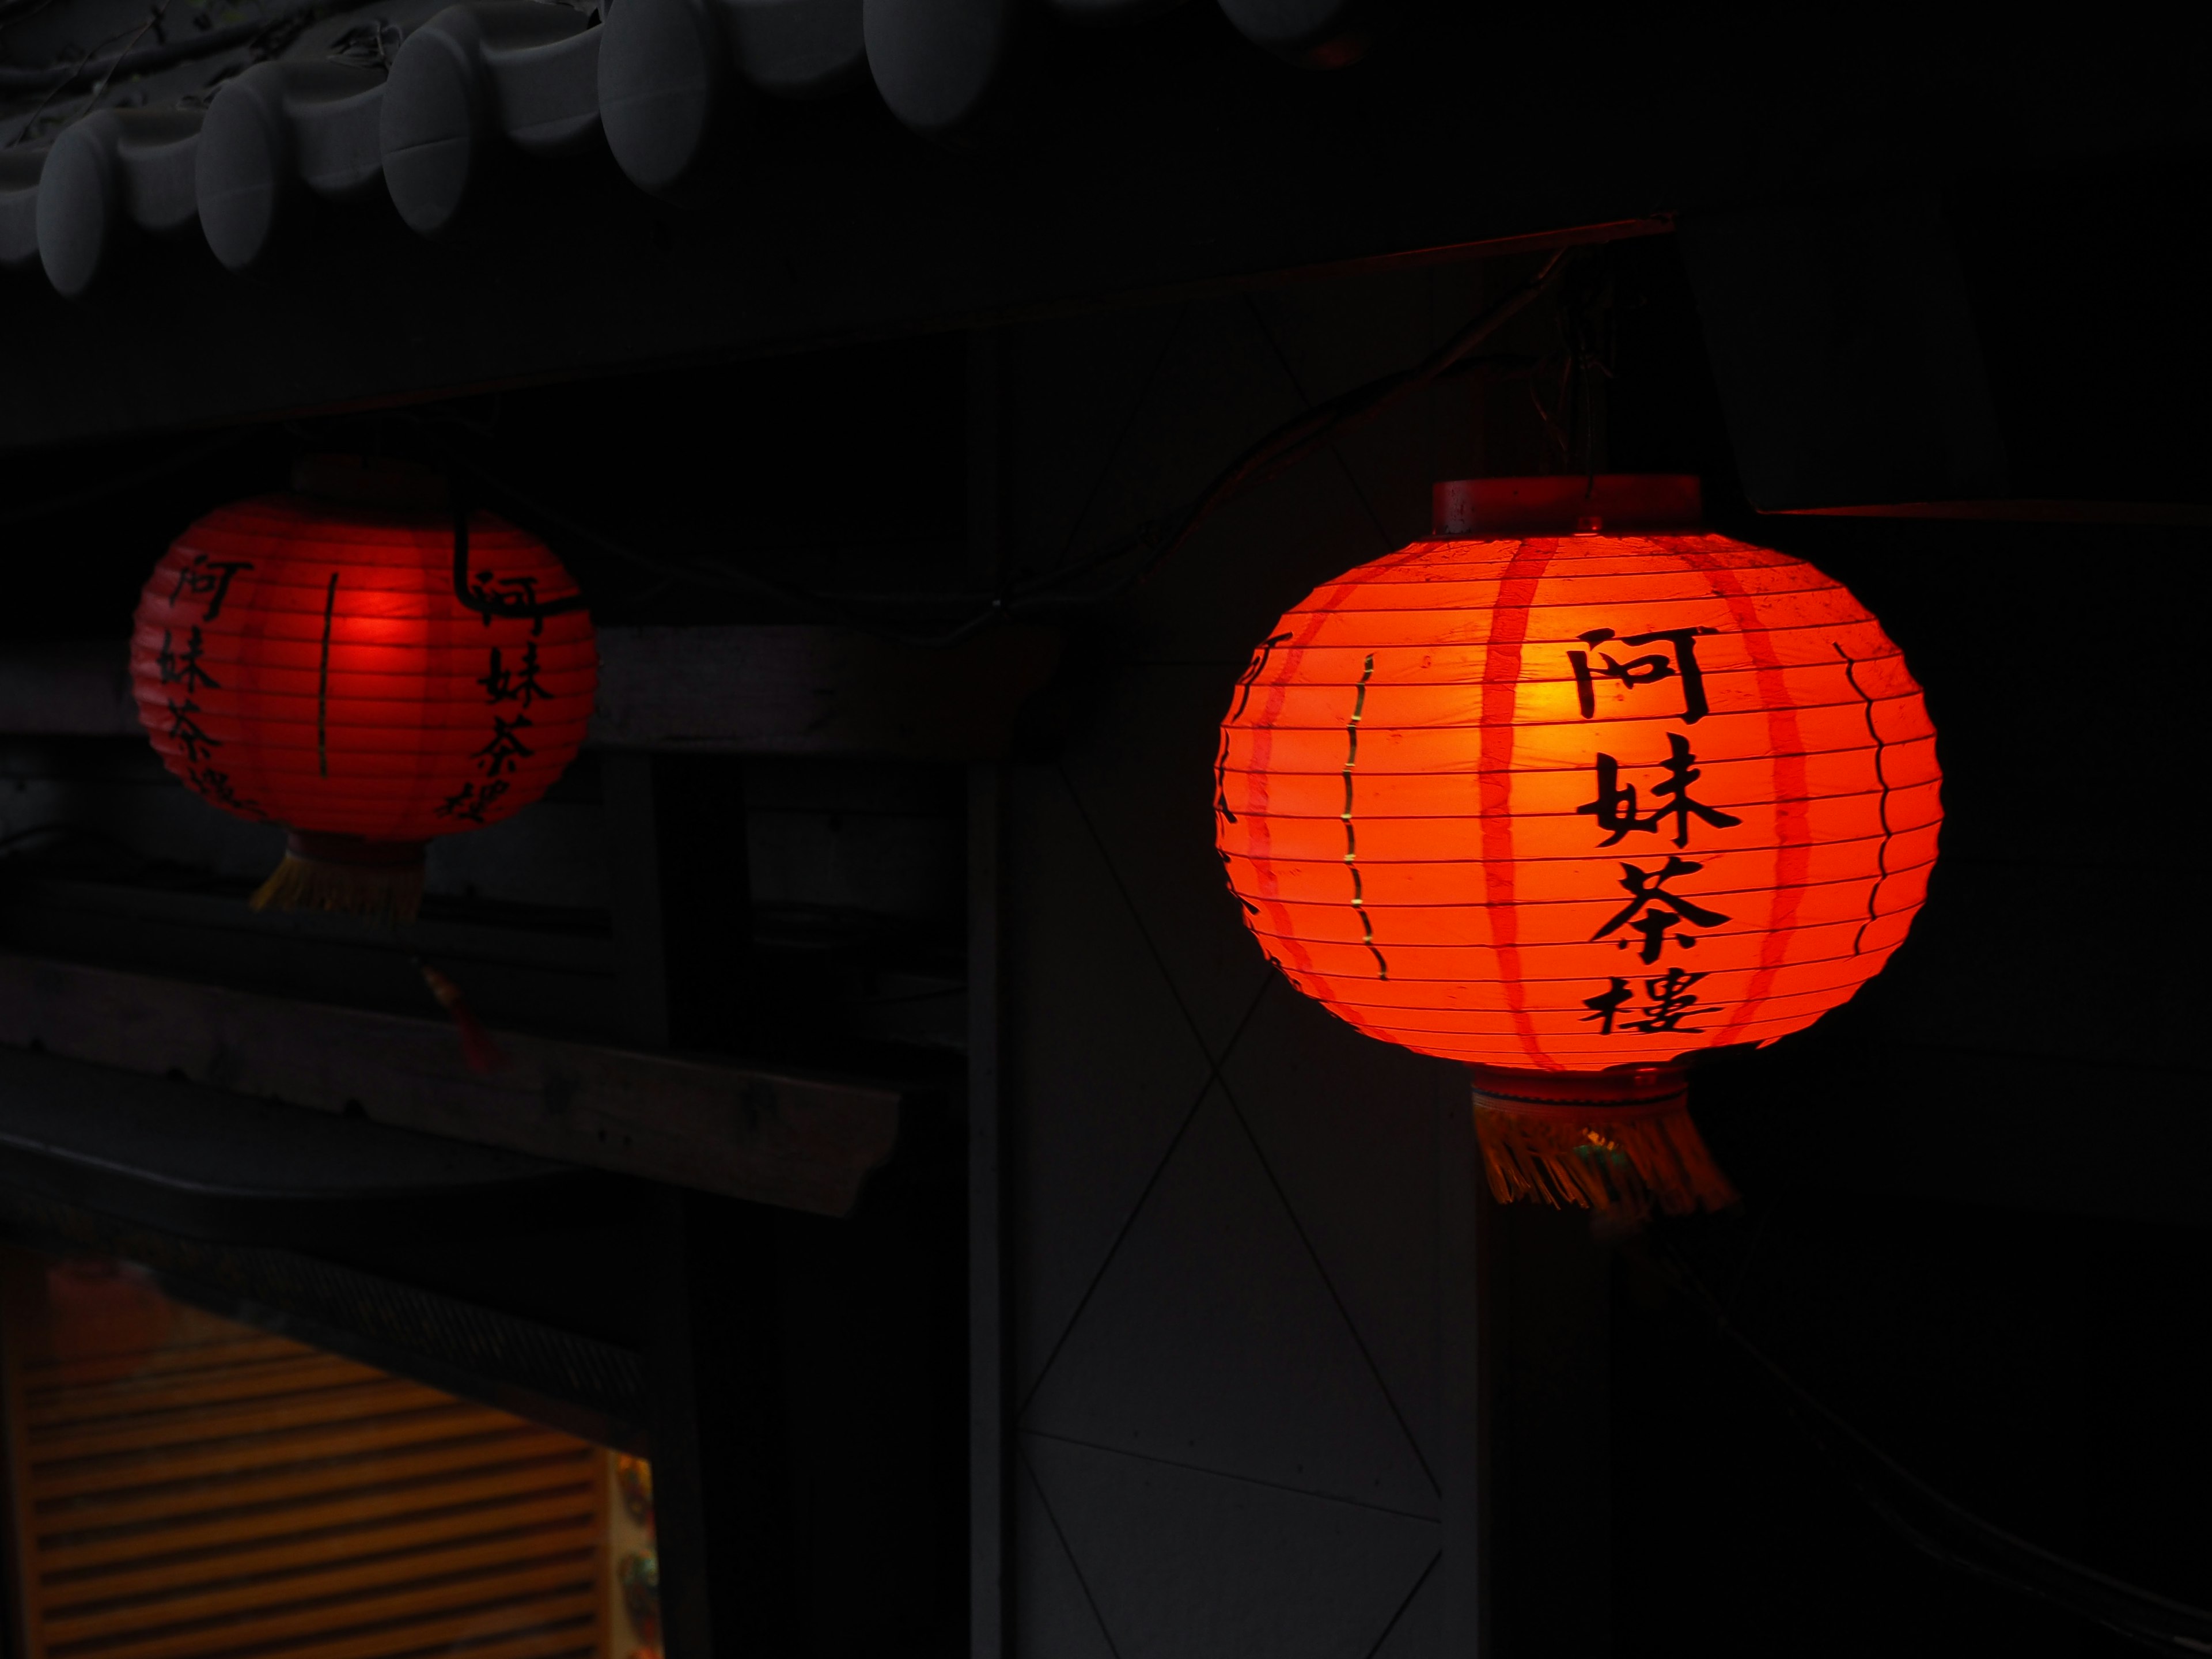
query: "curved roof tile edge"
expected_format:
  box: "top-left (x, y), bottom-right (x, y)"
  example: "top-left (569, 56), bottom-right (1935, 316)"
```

top-left (0, 0), bottom-right (1371, 296)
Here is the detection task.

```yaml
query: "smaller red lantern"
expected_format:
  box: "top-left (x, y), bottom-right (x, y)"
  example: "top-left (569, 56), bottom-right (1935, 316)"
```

top-left (131, 457), bottom-right (597, 919)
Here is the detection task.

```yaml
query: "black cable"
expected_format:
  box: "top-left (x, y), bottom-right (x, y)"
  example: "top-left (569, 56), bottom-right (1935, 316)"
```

top-left (433, 450), bottom-right (868, 627)
top-left (1021, 245), bottom-right (1574, 605)
top-left (0, 430), bottom-right (252, 527)
top-left (430, 251), bottom-right (1574, 650)
top-left (448, 478), bottom-right (589, 628)
top-left (5, 249), bottom-right (1570, 648)
top-left (1649, 1239), bottom-right (2212, 1656)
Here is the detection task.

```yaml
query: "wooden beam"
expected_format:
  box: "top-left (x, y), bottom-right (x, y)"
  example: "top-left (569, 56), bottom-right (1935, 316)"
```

top-left (0, 642), bottom-right (135, 738)
top-left (0, 952), bottom-right (900, 1217)
top-left (0, 626), bottom-right (1061, 760)
top-left (967, 761), bottom-right (1006, 1659)
top-left (587, 624), bottom-right (1059, 758)
top-left (646, 1191), bottom-right (798, 1659)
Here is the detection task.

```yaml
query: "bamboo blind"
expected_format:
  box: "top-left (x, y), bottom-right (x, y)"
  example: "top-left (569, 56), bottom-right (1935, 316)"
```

top-left (1, 1256), bottom-right (609, 1659)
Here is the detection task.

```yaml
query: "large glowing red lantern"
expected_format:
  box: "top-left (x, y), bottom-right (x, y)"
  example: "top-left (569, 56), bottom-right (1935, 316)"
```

top-left (1215, 476), bottom-right (1941, 1215)
top-left (131, 459), bottom-right (596, 918)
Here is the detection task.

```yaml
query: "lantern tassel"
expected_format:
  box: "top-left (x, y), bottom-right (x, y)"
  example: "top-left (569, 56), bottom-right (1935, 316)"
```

top-left (250, 832), bottom-right (428, 925)
top-left (418, 961), bottom-right (507, 1074)
top-left (1469, 1064), bottom-right (1738, 1219)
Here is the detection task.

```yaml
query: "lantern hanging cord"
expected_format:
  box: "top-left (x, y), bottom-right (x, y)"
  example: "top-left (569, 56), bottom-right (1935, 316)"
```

top-left (449, 484), bottom-right (590, 627)
top-left (434, 453), bottom-right (866, 629)
top-left (1645, 1238), bottom-right (2212, 1655)
top-left (420, 247), bottom-right (1577, 649)
top-left (1039, 244), bottom-right (1575, 607)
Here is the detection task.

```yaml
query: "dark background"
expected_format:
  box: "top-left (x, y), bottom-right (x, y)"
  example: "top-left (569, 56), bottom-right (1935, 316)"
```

top-left (0, 83), bottom-right (2204, 1652)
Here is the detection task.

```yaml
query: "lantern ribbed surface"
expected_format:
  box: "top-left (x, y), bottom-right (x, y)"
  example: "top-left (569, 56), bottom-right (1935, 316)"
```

top-left (1215, 525), bottom-right (1941, 1071)
top-left (131, 494), bottom-right (596, 845)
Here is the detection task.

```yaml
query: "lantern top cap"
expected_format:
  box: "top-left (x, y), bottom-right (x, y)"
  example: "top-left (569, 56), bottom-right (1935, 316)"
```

top-left (291, 453), bottom-right (449, 511)
top-left (1431, 474), bottom-right (1703, 539)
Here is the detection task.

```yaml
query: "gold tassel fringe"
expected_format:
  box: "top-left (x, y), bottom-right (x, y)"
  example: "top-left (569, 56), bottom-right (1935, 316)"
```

top-left (1471, 1064), bottom-right (1738, 1219)
top-left (250, 834), bottom-right (426, 924)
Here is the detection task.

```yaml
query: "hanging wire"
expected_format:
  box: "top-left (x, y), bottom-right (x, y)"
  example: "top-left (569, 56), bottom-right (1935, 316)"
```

top-left (0, 430), bottom-right (253, 527)
top-left (424, 246), bottom-right (1577, 649)
top-left (3, 248), bottom-right (1577, 649)
top-left (1646, 1238), bottom-right (2212, 1656)
top-left (448, 478), bottom-right (590, 628)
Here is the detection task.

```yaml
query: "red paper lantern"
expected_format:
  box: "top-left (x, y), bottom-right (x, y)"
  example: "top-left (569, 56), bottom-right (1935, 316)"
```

top-left (1215, 476), bottom-right (1941, 1214)
top-left (131, 459), bottom-right (596, 918)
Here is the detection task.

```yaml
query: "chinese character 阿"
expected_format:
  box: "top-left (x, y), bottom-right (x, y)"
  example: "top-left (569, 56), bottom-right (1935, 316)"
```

top-left (1582, 967), bottom-right (1717, 1035)
top-left (1577, 732), bottom-right (1743, 848)
top-left (168, 554), bottom-right (254, 622)
top-left (1592, 855), bottom-right (1732, 963)
top-left (1568, 626), bottom-right (1716, 724)
top-left (468, 570), bottom-right (544, 634)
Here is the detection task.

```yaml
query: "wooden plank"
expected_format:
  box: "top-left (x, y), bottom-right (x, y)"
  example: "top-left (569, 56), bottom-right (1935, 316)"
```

top-left (20, 1334), bottom-right (304, 1391)
top-left (42, 1479), bottom-right (599, 1577)
top-left (0, 627), bottom-right (1060, 760)
top-left (44, 1525), bottom-right (604, 1639)
top-left (70, 1566), bottom-right (601, 1659)
top-left (0, 951), bottom-right (902, 1216)
top-left (3, 1284), bottom-right (51, 1659)
top-left (0, 643), bottom-right (135, 738)
top-left (967, 762), bottom-right (1007, 1659)
top-left (28, 1410), bottom-right (522, 1500)
top-left (2, 1272), bottom-right (614, 1659)
top-left (644, 1191), bottom-right (797, 1659)
top-left (169, 1609), bottom-right (601, 1659)
top-left (599, 752), bottom-right (671, 1051)
top-left (301, 1620), bottom-right (600, 1659)
top-left (27, 1379), bottom-right (454, 1459)
top-left (36, 1439), bottom-right (590, 1535)
top-left (590, 623), bottom-right (1060, 758)
top-left (24, 1353), bottom-right (372, 1428)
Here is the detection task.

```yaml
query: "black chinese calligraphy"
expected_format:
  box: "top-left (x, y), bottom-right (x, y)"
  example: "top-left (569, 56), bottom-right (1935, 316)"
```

top-left (168, 553), bottom-right (254, 623)
top-left (187, 764), bottom-right (264, 819)
top-left (442, 631), bottom-right (559, 828)
top-left (478, 643), bottom-right (549, 708)
top-left (165, 697), bottom-right (221, 765)
top-left (467, 569), bottom-right (546, 635)
top-left (1568, 626), bottom-right (1716, 724)
top-left (158, 600), bottom-right (257, 812)
top-left (1581, 966), bottom-right (1716, 1035)
top-left (435, 778), bottom-right (512, 824)
top-left (472, 714), bottom-right (535, 778)
top-left (155, 627), bottom-right (219, 694)
top-left (1593, 855), bottom-right (1732, 964)
top-left (1576, 733), bottom-right (1743, 848)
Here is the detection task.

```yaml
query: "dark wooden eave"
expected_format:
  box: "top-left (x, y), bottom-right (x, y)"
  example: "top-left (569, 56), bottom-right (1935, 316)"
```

top-left (0, 951), bottom-right (906, 1216)
top-left (0, 1037), bottom-right (607, 1243)
top-left (0, 6), bottom-right (2199, 450)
